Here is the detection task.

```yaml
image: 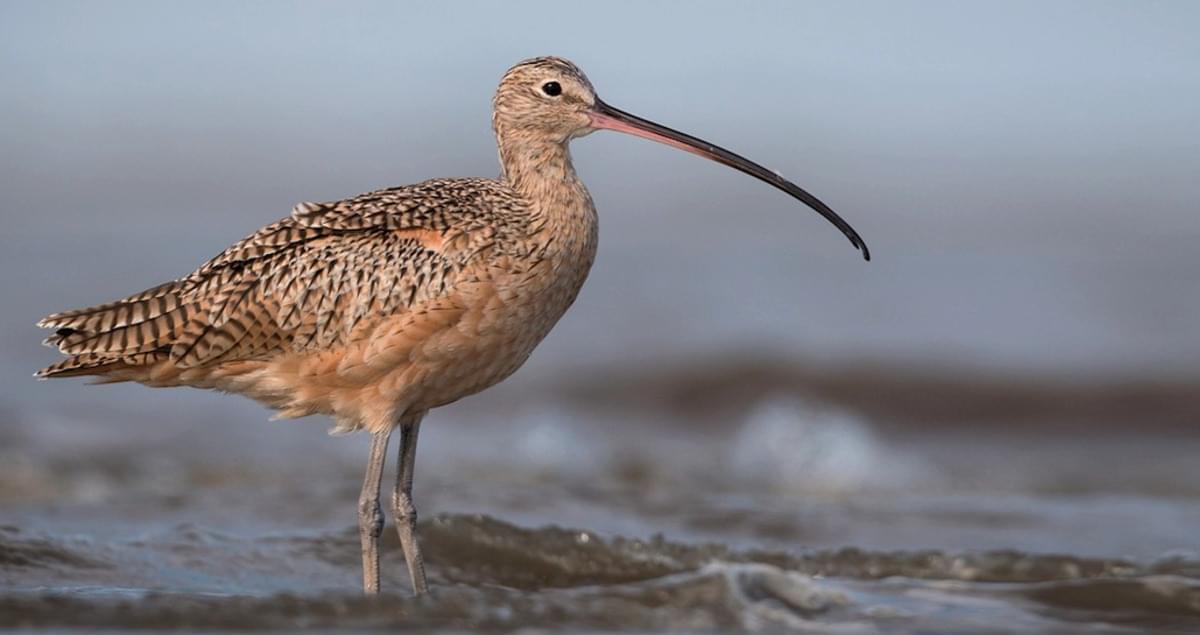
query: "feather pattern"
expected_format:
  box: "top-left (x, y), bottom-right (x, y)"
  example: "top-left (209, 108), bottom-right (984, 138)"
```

top-left (36, 178), bottom-right (528, 378)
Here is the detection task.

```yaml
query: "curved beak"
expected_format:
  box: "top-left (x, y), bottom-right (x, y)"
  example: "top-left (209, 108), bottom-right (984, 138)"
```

top-left (588, 97), bottom-right (869, 261)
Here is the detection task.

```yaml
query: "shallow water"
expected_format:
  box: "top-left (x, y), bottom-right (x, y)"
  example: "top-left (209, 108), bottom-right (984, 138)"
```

top-left (3, 362), bottom-right (1199, 633)
top-left (6, 513), bottom-right (1200, 634)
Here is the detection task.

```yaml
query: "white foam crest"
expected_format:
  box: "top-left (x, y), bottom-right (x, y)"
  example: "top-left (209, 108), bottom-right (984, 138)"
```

top-left (729, 396), bottom-right (932, 495)
top-left (704, 561), bottom-right (868, 632)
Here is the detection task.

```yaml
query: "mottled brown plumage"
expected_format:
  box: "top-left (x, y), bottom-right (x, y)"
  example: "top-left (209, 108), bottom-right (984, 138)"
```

top-left (39, 59), bottom-right (600, 437)
top-left (36, 56), bottom-right (868, 596)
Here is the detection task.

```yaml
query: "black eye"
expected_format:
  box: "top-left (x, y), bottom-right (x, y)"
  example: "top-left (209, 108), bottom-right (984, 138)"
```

top-left (541, 81), bottom-right (562, 97)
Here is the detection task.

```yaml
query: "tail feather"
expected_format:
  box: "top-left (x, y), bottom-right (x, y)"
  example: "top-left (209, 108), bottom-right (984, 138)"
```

top-left (37, 280), bottom-right (184, 332)
top-left (36, 281), bottom-right (191, 380)
top-left (36, 351), bottom-right (168, 380)
top-left (56, 306), bottom-right (190, 357)
top-left (35, 353), bottom-right (120, 379)
top-left (42, 327), bottom-right (76, 348)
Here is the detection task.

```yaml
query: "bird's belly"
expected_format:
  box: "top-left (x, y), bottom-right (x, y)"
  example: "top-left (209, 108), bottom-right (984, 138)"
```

top-left (401, 261), bottom-right (588, 412)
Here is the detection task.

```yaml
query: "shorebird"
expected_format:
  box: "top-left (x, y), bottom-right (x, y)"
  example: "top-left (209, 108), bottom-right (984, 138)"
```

top-left (35, 57), bottom-right (869, 596)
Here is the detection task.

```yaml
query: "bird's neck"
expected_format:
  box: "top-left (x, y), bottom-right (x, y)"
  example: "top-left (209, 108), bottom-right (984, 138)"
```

top-left (498, 132), bottom-right (583, 196)
top-left (496, 129), bottom-right (598, 261)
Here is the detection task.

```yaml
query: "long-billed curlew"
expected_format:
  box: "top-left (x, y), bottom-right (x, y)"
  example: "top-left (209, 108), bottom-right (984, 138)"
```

top-left (35, 57), bottom-right (869, 596)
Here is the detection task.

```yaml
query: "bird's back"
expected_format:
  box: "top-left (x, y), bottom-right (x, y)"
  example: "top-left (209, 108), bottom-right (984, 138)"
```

top-left (37, 178), bottom-right (527, 386)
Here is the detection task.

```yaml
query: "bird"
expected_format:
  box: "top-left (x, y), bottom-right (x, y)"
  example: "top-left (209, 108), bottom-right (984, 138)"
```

top-left (35, 56), bottom-right (869, 596)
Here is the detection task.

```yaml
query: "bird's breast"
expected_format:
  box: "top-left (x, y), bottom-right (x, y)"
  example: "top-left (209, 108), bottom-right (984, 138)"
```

top-left (400, 203), bottom-right (598, 409)
top-left (489, 204), bottom-right (599, 346)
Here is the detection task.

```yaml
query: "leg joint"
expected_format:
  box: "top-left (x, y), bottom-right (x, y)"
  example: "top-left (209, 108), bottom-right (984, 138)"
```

top-left (358, 497), bottom-right (384, 538)
top-left (391, 490), bottom-right (418, 524)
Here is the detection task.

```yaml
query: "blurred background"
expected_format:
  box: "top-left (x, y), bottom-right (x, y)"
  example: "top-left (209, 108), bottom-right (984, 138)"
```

top-left (1, 1), bottom-right (1198, 632)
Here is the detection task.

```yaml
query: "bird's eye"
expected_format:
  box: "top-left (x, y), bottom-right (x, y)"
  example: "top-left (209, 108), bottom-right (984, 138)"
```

top-left (541, 81), bottom-right (562, 97)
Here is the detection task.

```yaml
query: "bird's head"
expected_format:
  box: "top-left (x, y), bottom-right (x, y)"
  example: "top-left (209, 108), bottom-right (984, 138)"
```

top-left (493, 56), bottom-right (598, 143)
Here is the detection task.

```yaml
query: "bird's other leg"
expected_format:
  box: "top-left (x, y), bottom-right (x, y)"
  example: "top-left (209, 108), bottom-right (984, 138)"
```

top-left (358, 428), bottom-right (391, 595)
top-left (391, 411), bottom-right (429, 595)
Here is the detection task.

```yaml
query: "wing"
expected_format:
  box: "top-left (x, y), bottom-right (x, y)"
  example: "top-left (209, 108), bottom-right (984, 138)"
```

top-left (37, 178), bottom-right (517, 377)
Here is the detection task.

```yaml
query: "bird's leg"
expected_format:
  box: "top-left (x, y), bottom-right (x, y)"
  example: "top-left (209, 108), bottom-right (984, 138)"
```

top-left (358, 428), bottom-right (391, 595)
top-left (391, 411), bottom-right (429, 595)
